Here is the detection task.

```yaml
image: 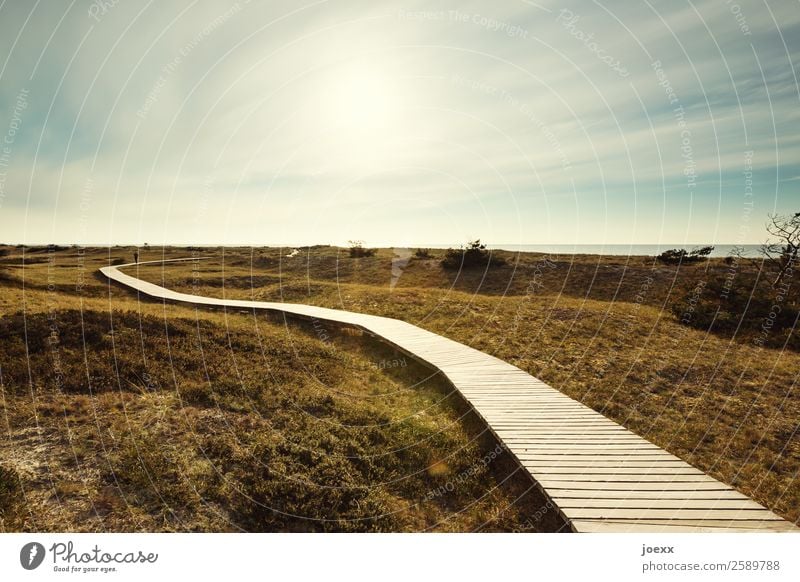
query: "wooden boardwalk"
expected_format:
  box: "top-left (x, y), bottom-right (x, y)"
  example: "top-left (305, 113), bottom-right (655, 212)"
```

top-left (101, 260), bottom-right (798, 533)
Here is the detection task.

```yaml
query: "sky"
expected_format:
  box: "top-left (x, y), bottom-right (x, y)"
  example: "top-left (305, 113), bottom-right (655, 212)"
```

top-left (0, 0), bottom-right (798, 247)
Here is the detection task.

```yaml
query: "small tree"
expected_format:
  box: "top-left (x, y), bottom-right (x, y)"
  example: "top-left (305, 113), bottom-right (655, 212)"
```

top-left (414, 248), bottom-right (432, 259)
top-left (656, 249), bottom-right (687, 264)
top-left (671, 212), bottom-right (799, 350)
top-left (689, 246), bottom-right (714, 259)
top-left (657, 246), bottom-right (713, 265)
top-left (760, 212), bottom-right (800, 287)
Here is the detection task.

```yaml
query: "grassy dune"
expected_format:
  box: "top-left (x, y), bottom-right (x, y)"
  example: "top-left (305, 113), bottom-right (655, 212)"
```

top-left (124, 245), bottom-right (800, 524)
top-left (1, 244), bottom-right (798, 530)
top-left (0, 246), bottom-right (558, 532)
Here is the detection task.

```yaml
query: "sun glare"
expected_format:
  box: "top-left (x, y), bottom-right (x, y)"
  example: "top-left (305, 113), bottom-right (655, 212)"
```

top-left (303, 62), bottom-right (406, 169)
top-left (323, 65), bottom-right (400, 132)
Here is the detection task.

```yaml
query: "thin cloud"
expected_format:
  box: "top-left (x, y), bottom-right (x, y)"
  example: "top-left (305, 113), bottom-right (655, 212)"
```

top-left (0, 0), bottom-right (797, 245)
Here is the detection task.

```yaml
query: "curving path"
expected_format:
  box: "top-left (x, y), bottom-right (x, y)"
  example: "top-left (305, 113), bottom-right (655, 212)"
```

top-left (101, 260), bottom-right (798, 533)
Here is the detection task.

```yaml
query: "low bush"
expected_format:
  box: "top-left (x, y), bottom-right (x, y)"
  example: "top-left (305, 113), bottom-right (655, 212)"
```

top-left (657, 246), bottom-right (714, 265)
top-left (441, 240), bottom-right (505, 270)
top-left (348, 241), bottom-right (376, 258)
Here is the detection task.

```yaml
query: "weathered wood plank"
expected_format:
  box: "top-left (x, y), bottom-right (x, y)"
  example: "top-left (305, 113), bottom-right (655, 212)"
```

top-left (556, 498), bottom-right (767, 510)
top-left (571, 520), bottom-right (798, 533)
top-left (567, 508), bottom-right (786, 520)
top-left (537, 481), bottom-right (735, 491)
top-left (523, 467), bottom-right (704, 475)
top-left (550, 489), bottom-right (754, 500)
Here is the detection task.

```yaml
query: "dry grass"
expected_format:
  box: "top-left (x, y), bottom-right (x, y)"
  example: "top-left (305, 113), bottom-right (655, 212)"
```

top-left (114, 245), bottom-right (800, 525)
top-left (2, 244), bottom-right (798, 529)
top-left (0, 246), bottom-right (560, 532)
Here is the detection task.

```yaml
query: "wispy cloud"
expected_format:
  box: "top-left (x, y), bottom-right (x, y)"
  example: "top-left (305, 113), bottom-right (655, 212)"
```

top-left (0, 0), bottom-right (797, 245)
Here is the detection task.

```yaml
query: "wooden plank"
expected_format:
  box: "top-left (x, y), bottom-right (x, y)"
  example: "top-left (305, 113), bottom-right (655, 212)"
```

top-left (550, 489), bottom-right (752, 500)
top-left (504, 437), bottom-right (654, 444)
top-left (512, 444), bottom-right (668, 451)
top-left (515, 452), bottom-right (680, 458)
top-left (482, 412), bottom-right (603, 418)
top-left (482, 413), bottom-right (602, 418)
top-left (503, 450), bottom-right (658, 455)
top-left (521, 463), bottom-right (691, 471)
top-left (566, 508), bottom-right (785, 520)
top-left (524, 467), bottom-right (704, 475)
top-left (537, 481), bottom-right (733, 491)
top-left (492, 427), bottom-right (625, 432)
top-left (504, 431), bottom-right (633, 436)
top-left (520, 460), bottom-right (690, 468)
top-left (556, 498), bottom-right (767, 510)
top-left (571, 520), bottom-right (798, 533)
top-left (517, 453), bottom-right (682, 460)
top-left (533, 476), bottom-right (720, 484)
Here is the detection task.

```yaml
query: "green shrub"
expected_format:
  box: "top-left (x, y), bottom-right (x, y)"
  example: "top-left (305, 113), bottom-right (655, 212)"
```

top-left (348, 241), bottom-right (376, 258)
top-left (441, 240), bottom-right (505, 270)
top-left (657, 246), bottom-right (713, 265)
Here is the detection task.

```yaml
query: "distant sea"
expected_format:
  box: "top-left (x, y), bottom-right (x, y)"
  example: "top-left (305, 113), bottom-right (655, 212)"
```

top-left (442, 244), bottom-right (763, 258)
top-left (44, 243), bottom-right (761, 259)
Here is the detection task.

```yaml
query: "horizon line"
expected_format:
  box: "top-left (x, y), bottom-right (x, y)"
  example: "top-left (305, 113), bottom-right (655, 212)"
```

top-left (2, 242), bottom-right (765, 248)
